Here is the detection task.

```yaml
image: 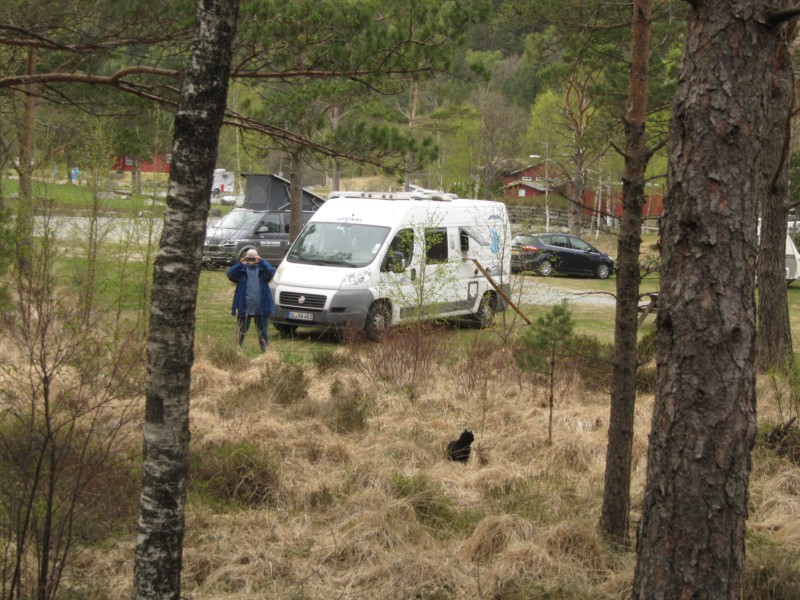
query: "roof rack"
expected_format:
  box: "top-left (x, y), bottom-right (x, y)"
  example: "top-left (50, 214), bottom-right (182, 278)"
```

top-left (328, 186), bottom-right (458, 202)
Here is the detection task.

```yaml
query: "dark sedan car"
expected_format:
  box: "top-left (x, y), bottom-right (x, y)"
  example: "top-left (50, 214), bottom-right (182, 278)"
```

top-left (511, 233), bottom-right (614, 279)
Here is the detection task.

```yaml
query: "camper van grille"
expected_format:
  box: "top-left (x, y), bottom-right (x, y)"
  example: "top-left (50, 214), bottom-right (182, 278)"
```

top-left (279, 291), bottom-right (326, 310)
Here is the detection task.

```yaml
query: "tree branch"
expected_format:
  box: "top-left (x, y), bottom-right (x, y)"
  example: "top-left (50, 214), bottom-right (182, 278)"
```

top-left (767, 6), bottom-right (800, 26)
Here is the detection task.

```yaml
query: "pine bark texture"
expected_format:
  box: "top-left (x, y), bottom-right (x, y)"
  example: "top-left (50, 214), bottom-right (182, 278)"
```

top-left (633, 2), bottom-right (783, 598)
top-left (600, 0), bottom-right (652, 545)
top-left (132, 0), bottom-right (239, 598)
top-left (756, 24), bottom-right (795, 372)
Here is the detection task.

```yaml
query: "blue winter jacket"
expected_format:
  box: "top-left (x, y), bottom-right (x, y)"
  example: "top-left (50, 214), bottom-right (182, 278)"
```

top-left (227, 259), bottom-right (277, 316)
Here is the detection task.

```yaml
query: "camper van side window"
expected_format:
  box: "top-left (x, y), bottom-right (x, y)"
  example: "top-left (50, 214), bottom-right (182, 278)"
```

top-left (460, 230), bottom-right (469, 253)
top-left (387, 228), bottom-right (414, 262)
top-left (425, 228), bottom-right (448, 264)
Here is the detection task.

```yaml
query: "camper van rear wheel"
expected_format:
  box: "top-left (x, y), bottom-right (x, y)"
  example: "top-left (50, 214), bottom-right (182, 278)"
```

top-left (365, 302), bottom-right (390, 341)
top-left (475, 293), bottom-right (494, 329)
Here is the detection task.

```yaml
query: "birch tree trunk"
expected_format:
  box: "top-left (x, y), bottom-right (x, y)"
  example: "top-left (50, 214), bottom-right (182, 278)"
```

top-left (600, 0), bottom-right (652, 545)
top-left (633, 1), bottom-right (782, 596)
top-left (132, 0), bottom-right (239, 598)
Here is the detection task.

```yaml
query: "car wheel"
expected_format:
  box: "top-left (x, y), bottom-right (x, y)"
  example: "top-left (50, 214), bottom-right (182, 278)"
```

top-left (474, 293), bottom-right (494, 329)
top-left (365, 302), bottom-right (391, 341)
top-left (273, 322), bottom-right (297, 337)
top-left (596, 263), bottom-right (611, 279)
top-left (537, 261), bottom-right (553, 277)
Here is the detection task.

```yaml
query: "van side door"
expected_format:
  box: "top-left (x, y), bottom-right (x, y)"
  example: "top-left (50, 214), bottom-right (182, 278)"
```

top-left (253, 213), bottom-right (288, 264)
top-left (377, 227), bottom-right (419, 322)
top-left (421, 226), bottom-right (467, 316)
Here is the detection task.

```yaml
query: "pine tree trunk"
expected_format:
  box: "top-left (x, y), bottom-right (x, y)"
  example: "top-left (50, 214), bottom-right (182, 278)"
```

top-left (569, 152), bottom-right (584, 234)
top-left (132, 0), bottom-right (238, 598)
top-left (757, 24), bottom-right (795, 372)
top-left (600, 0), bottom-right (652, 545)
top-left (633, 1), bottom-right (782, 596)
top-left (289, 150), bottom-right (304, 243)
top-left (16, 47), bottom-right (37, 270)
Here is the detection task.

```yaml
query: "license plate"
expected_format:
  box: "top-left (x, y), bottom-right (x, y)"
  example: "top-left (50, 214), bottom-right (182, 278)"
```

top-left (287, 311), bottom-right (313, 321)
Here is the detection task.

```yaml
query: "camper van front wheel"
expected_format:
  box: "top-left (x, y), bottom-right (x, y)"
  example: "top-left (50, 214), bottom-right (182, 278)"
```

top-left (365, 302), bottom-right (391, 340)
top-left (273, 323), bottom-right (297, 337)
top-left (475, 293), bottom-right (494, 329)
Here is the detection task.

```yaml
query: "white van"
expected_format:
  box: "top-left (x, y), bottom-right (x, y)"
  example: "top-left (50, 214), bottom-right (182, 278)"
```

top-left (269, 190), bottom-right (512, 339)
top-left (757, 219), bottom-right (800, 283)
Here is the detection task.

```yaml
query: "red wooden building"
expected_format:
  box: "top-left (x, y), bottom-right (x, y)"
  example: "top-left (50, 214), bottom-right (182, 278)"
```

top-left (112, 151), bottom-right (172, 174)
top-left (502, 163), bottom-right (664, 219)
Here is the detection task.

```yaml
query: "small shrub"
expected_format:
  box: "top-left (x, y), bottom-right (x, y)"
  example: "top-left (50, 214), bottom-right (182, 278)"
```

top-left (347, 322), bottom-right (453, 401)
top-left (313, 347), bottom-right (349, 372)
top-left (270, 362), bottom-right (310, 405)
top-left (482, 475), bottom-right (585, 525)
top-left (567, 333), bottom-right (614, 392)
top-left (324, 378), bottom-right (373, 433)
top-left (491, 577), bottom-right (581, 600)
top-left (742, 537), bottom-right (800, 599)
top-left (764, 417), bottom-right (800, 465)
top-left (221, 361), bottom-right (310, 412)
top-left (197, 334), bottom-right (250, 371)
top-left (389, 472), bottom-right (482, 536)
top-left (637, 327), bottom-right (657, 363)
top-left (190, 440), bottom-right (281, 509)
top-left (636, 365), bottom-right (658, 394)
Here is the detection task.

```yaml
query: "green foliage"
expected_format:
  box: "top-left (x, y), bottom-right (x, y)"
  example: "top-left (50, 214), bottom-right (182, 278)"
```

top-left (515, 301), bottom-right (576, 375)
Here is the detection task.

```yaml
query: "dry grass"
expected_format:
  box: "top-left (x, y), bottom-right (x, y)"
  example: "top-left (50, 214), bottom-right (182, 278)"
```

top-left (9, 327), bottom-right (800, 599)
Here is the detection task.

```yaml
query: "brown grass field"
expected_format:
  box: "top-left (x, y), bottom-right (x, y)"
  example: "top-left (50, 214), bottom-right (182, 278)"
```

top-left (62, 289), bottom-right (800, 599)
top-left (1, 219), bottom-right (798, 598)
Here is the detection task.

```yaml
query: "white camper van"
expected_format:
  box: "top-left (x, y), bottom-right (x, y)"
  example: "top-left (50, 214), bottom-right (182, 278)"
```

top-left (757, 219), bottom-right (800, 283)
top-left (269, 190), bottom-right (512, 339)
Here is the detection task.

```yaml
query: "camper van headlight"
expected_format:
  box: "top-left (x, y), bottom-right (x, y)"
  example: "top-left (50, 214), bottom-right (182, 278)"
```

top-left (341, 269), bottom-right (369, 288)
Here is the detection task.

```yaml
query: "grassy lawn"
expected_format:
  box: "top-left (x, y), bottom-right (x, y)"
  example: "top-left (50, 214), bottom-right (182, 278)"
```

top-left (1, 176), bottom-right (234, 217)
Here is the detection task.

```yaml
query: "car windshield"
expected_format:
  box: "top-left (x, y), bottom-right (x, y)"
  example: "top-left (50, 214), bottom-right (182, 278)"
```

top-left (287, 222), bottom-right (390, 268)
top-left (215, 210), bottom-right (262, 230)
top-left (512, 235), bottom-right (538, 246)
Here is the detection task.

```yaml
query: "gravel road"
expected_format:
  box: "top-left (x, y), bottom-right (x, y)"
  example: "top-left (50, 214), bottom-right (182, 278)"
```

top-left (511, 275), bottom-right (617, 307)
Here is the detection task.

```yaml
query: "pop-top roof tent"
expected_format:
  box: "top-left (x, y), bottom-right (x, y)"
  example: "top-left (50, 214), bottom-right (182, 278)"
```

top-left (241, 173), bottom-right (325, 212)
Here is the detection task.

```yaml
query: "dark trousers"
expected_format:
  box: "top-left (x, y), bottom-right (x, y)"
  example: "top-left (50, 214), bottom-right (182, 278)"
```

top-left (236, 314), bottom-right (269, 350)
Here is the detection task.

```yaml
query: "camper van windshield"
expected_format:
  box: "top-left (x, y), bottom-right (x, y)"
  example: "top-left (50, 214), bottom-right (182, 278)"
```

top-left (216, 210), bottom-right (262, 230)
top-left (287, 222), bottom-right (390, 268)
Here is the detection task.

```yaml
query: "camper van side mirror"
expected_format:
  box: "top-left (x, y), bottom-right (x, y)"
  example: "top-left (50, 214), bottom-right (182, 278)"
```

top-left (383, 251), bottom-right (406, 273)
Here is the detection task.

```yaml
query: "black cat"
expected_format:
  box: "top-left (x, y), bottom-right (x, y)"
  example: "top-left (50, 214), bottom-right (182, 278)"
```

top-left (447, 430), bottom-right (474, 463)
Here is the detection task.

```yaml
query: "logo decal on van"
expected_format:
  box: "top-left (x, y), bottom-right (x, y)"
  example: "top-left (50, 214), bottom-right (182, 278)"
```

top-left (335, 216), bottom-right (363, 223)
